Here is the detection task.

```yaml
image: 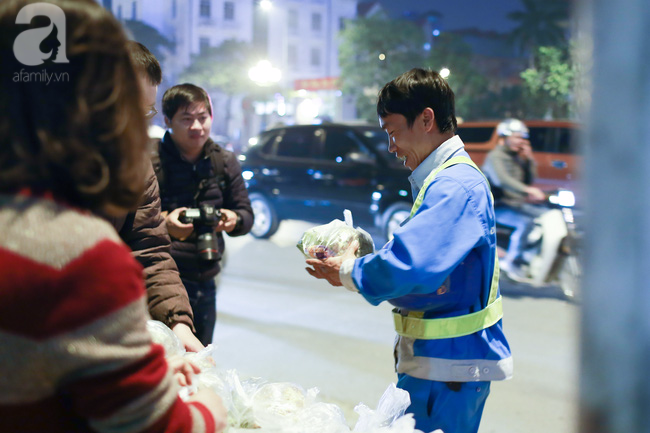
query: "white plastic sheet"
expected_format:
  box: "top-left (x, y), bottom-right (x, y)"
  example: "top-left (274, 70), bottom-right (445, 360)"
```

top-left (147, 320), bottom-right (442, 433)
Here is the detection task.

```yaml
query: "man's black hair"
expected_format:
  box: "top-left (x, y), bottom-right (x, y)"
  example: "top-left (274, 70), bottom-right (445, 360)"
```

top-left (162, 83), bottom-right (212, 120)
top-left (126, 41), bottom-right (162, 85)
top-left (377, 68), bottom-right (457, 134)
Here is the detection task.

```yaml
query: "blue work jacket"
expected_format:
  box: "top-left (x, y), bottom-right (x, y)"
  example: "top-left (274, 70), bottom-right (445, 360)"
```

top-left (346, 137), bottom-right (513, 382)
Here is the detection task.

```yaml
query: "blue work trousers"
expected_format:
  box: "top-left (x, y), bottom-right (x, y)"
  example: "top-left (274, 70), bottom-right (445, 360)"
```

top-left (397, 374), bottom-right (490, 433)
top-left (181, 277), bottom-right (217, 346)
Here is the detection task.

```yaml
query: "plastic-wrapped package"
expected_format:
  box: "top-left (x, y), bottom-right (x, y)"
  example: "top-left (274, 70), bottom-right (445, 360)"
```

top-left (194, 368), bottom-right (239, 427)
top-left (353, 384), bottom-right (412, 432)
top-left (184, 344), bottom-right (217, 370)
top-left (147, 321), bottom-right (440, 433)
top-left (226, 371), bottom-right (267, 428)
top-left (373, 413), bottom-right (420, 433)
top-left (251, 382), bottom-right (316, 428)
top-left (289, 401), bottom-right (350, 433)
top-left (374, 384), bottom-right (411, 426)
top-left (197, 368), bottom-right (228, 396)
top-left (146, 320), bottom-right (185, 357)
top-left (297, 210), bottom-right (375, 260)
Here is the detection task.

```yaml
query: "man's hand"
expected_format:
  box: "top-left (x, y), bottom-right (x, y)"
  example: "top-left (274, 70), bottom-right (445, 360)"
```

top-left (525, 185), bottom-right (546, 202)
top-left (172, 323), bottom-right (205, 352)
top-left (517, 140), bottom-right (534, 160)
top-left (164, 207), bottom-right (194, 240)
top-left (305, 240), bottom-right (359, 287)
top-left (214, 209), bottom-right (239, 233)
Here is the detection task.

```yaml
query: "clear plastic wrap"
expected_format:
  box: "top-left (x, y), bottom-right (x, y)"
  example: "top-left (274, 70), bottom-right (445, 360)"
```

top-left (224, 371), bottom-right (266, 428)
top-left (353, 384), bottom-right (415, 432)
top-left (146, 320), bottom-right (185, 357)
top-left (251, 382), bottom-right (314, 427)
top-left (290, 401), bottom-right (350, 433)
top-left (145, 321), bottom-right (439, 433)
top-left (184, 343), bottom-right (218, 370)
top-left (297, 210), bottom-right (375, 259)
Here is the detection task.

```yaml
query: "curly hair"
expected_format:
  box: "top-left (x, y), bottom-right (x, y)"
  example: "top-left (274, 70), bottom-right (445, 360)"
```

top-left (377, 68), bottom-right (457, 134)
top-left (0, 0), bottom-right (149, 213)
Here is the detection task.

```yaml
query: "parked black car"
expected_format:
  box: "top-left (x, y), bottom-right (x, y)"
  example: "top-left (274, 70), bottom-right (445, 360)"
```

top-left (239, 123), bottom-right (413, 240)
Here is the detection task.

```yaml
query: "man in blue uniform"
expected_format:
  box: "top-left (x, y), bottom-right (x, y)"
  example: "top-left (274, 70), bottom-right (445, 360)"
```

top-left (306, 68), bottom-right (512, 433)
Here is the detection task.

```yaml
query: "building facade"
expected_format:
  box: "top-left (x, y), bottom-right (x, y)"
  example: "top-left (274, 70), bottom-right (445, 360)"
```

top-left (257, 0), bottom-right (358, 126)
top-left (108, 0), bottom-right (254, 80)
top-left (103, 0), bottom-right (359, 145)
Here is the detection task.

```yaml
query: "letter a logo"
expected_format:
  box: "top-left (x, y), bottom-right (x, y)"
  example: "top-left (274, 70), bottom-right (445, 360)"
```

top-left (13, 2), bottom-right (69, 66)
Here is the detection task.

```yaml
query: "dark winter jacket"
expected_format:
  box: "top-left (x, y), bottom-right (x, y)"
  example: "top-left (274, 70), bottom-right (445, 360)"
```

top-left (108, 162), bottom-right (195, 331)
top-left (157, 132), bottom-right (253, 282)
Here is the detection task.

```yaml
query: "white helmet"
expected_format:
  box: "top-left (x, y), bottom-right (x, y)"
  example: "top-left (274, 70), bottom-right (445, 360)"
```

top-left (496, 118), bottom-right (529, 139)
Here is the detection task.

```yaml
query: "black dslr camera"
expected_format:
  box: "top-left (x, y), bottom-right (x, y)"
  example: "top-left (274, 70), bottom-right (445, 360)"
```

top-left (179, 204), bottom-right (224, 262)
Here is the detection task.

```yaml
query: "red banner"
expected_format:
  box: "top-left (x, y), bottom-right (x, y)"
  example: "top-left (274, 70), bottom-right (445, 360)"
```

top-left (294, 76), bottom-right (339, 91)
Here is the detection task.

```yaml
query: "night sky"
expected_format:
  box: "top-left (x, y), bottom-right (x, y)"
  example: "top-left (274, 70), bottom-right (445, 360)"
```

top-left (376, 0), bottom-right (525, 32)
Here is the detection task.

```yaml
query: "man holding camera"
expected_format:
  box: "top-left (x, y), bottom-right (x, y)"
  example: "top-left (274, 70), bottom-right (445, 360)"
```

top-left (158, 83), bottom-right (253, 345)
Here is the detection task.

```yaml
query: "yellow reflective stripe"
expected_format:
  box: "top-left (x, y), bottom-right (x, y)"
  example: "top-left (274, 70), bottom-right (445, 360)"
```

top-left (396, 155), bottom-right (502, 340)
top-left (489, 254), bottom-right (500, 304)
top-left (410, 156), bottom-right (480, 218)
top-left (393, 297), bottom-right (503, 340)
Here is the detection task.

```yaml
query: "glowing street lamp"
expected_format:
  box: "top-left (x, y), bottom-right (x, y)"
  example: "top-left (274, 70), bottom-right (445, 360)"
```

top-left (249, 60), bottom-right (281, 131)
top-left (440, 67), bottom-right (450, 79)
top-left (248, 60), bottom-right (281, 87)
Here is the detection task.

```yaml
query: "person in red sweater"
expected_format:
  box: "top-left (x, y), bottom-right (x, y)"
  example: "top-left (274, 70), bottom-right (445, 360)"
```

top-left (0, 0), bottom-right (227, 432)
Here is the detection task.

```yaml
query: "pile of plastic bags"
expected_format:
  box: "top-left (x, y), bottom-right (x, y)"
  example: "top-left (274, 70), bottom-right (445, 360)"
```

top-left (147, 321), bottom-right (440, 433)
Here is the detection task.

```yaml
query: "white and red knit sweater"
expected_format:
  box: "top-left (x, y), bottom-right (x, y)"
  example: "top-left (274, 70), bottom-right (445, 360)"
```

top-left (0, 195), bottom-right (215, 433)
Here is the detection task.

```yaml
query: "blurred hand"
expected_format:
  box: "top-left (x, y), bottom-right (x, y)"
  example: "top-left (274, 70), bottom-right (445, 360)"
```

top-left (526, 186), bottom-right (546, 202)
top-left (172, 323), bottom-right (205, 353)
top-left (517, 140), bottom-right (534, 160)
top-left (164, 207), bottom-right (194, 240)
top-left (214, 209), bottom-right (238, 233)
top-left (187, 388), bottom-right (228, 433)
top-left (305, 240), bottom-right (359, 286)
top-left (167, 355), bottom-right (201, 387)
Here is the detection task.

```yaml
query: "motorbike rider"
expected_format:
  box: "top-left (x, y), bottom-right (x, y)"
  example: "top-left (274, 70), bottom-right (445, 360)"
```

top-left (482, 118), bottom-right (547, 280)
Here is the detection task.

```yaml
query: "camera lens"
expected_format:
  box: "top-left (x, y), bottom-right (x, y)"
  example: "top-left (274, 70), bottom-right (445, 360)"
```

top-left (197, 231), bottom-right (219, 261)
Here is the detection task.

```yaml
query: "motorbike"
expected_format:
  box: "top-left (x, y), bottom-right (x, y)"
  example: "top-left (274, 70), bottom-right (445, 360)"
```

top-left (496, 189), bottom-right (582, 300)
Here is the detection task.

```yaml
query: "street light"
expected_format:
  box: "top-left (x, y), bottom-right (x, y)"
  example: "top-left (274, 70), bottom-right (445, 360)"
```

top-left (248, 60), bottom-right (281, 86)
top-left (249, 60), bottom-right (281, 131)
top-left (440, 67), bottom-right (450, 79)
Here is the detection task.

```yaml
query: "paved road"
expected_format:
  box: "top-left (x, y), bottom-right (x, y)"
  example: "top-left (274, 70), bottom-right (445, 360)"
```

top-left (213, 220), bottom-right (580, 433)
